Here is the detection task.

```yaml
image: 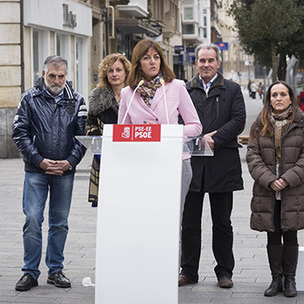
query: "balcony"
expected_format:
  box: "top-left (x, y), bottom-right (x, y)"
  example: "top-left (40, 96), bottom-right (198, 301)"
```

top-left (117, 0), bottom-right (148, 18)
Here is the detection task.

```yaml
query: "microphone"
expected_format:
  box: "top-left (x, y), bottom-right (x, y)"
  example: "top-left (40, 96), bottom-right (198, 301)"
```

top-left (160, 78), bottom-right (169, 124)
top-left (121, 80), bottom-right (144, 124)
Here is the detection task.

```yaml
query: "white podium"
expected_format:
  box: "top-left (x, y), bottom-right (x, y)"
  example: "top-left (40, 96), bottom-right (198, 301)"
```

top-left (76, 125), bottom-right (213, 304)
top-left (96, 124), bottom-right (183, 304)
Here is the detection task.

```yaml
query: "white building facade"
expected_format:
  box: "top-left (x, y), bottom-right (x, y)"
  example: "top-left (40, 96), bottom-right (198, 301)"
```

top-left (182, 0), bottom-right (211, 80)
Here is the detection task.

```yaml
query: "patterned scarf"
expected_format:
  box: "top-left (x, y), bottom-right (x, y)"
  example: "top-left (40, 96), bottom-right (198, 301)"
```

top-left (270, 107), bottom-right (293, 161)
top-left (137, 75), bottom-right (162, 106)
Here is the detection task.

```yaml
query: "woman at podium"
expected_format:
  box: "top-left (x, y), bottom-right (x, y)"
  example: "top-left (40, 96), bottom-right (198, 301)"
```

top-left (117, 39), bottom-right (202, 232)
top-left (86, 53), bottom-right (131, 206)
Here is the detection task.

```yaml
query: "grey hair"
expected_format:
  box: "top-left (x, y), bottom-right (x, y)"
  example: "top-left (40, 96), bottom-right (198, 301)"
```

top-left (195, 43), bottom-right (221, 61)
top-left (43, 55), bottom-right (68, 73)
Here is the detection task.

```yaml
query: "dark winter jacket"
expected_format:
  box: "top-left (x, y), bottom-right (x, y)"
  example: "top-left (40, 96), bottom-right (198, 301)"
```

top-left (246, 109), bottom-right (304, 232)
top-left (186, 72), bottom-right (246, 192)
top-left (12, 77), bottom-right (87, 174)
top-left (85, 86), bottom-right (119, 205)
top-left (85, 87), bottom-right (118, 136)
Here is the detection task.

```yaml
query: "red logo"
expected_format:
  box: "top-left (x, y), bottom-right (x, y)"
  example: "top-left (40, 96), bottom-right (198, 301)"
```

top-left (113, 124), bottom-right (161, 142)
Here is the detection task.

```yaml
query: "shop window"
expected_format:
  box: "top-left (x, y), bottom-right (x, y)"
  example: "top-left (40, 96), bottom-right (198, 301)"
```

top-left (56, 35), bottom-right (70, 62)
top-left (32, 29), bottom-right (49, 85)
top-left (75, 37), bottom-right (88, 100)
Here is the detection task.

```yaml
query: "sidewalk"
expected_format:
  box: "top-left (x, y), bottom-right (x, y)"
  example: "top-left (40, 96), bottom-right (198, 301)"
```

top-left (1, 91), bottom-right (304, 303)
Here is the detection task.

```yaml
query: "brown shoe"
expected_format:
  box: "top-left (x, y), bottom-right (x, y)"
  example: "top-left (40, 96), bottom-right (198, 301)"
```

top-left (178, 275), bottom-right (197, 286)
top-left (218, 277), bottom-right (233, 288)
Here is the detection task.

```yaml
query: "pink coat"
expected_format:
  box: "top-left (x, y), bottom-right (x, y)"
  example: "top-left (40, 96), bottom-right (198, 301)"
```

top-left (118, 79), bottom-right (202, 160)
top-left (118, 79), bottom-right (202, 136)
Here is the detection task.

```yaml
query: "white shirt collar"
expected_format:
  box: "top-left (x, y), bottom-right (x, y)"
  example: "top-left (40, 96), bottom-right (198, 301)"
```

top-left (199, 74), bottom-right (218, 92)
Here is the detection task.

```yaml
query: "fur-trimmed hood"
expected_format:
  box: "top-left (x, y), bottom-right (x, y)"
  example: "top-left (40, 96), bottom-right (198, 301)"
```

top-left (88, 87), bottom-right (118, 116)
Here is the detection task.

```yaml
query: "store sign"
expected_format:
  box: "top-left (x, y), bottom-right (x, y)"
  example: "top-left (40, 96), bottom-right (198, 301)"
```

top-left (63, 4), bottom-right (77, 28)
top-left (113, 124), bottom-right (161, 142)
top-left (174, 45), bottom-right (184, 53)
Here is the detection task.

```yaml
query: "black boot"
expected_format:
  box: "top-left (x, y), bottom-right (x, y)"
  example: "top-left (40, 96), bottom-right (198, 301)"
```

top-left (264, 245), bottom-right (283, 297)
top-left (283, 245), bottom-right (298, 297)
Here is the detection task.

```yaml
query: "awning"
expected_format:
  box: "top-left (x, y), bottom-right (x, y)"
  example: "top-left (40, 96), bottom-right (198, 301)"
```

top-left (115, 18), bottom-right (161, 37)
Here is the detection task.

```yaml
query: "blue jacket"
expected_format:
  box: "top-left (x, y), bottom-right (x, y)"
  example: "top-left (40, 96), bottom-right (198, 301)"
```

top-left (12, 77), bottom-right (87, 174)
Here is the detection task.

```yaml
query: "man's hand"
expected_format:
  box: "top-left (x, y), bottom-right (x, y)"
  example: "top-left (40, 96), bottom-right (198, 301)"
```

top-left (270, 178), bottom-right (288, 191)
top-left (203, 131), bottom-right (217, 150)
top-left (39, 159), bottom-right (71, 175)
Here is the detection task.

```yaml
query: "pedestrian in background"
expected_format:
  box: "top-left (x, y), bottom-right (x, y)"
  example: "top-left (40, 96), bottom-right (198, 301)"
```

top-left (248, 80), bottom-right (252, 97)
top-left (258, 82), bottom-right (263, 100)
top-left (85, 53), bottom-right (131, 206)
top-left (246, 80), bottom-right (304, 298)
top-left (12, 55), bottom-right (87, 291)
top-left (117, 38), bottom-right (202, 254)
top-left (250, 81), bottom-right (258, 99)
top-left (179, 43), bottom-right (246, 289)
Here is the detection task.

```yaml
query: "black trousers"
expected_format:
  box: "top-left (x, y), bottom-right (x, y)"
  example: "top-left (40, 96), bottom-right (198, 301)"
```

top-left (267, 200), bottom-right (298, 246)
top-left (181, 191), bottom-right (235, 281)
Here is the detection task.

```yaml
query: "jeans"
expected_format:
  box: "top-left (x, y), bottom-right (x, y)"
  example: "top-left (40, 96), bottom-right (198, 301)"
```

top-left (22, 172), bottom-right (74, 279)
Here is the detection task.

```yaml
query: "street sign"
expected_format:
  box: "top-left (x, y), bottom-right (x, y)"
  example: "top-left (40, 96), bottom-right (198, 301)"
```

top-left (215, 42), bottom-right (228, 50)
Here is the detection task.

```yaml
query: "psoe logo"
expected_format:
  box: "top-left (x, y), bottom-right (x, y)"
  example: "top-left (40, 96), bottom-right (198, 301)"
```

top-left (113, 124), bottom-right (161, 142)
top-left (121, 127), bottom-right (130, 138)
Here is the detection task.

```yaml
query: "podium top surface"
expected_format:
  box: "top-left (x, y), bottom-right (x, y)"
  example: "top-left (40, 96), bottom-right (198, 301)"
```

top-left (76, 136), bottom-right (214, 156)
top-left (77, 124), bottom-right (213, 156)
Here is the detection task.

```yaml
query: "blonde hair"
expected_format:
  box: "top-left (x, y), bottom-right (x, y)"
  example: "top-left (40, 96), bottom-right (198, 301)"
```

top-left (97, 53), bottom-right (131, 88)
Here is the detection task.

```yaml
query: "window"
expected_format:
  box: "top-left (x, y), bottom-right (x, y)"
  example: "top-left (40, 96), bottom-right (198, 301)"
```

top-left (183, 24), bottom-right (195, 35)
top-left (203, 27), bottom-right (207, 38)
top-left (183, 0), bottom-right (194, 4)
top-left (56, 34), bottom-right (71, 75)
top-left (75, 37), bottom-right (88, 100)
top-left (184, 7), bottom-right (194, 20)
top-left (75, 38), bottom-right (83, 93)
top-left (32, 29), bottom-right (49, 85)
top-left (56, 34), bottom-right (70, 59)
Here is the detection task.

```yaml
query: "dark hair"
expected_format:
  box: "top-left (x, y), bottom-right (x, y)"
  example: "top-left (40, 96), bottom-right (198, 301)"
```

top-left (257, 80), bottom-right (298, 137)
top-left (128, 39), bottom-right (175, 89)
top-left (97, 53), bottom-right (131, 88)
top-left (43, 55), bottom-right (68, 73)
top-left (195, 43), bottom-right (221, 61)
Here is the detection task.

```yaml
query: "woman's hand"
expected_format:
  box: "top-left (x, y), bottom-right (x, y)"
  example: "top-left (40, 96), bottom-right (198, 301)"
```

top-left (270, 178), bottom-right (288, 191)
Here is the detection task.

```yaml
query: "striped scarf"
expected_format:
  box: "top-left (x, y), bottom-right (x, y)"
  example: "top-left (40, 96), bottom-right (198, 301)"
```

top-left (270, 107), bottom-right (293, 161)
